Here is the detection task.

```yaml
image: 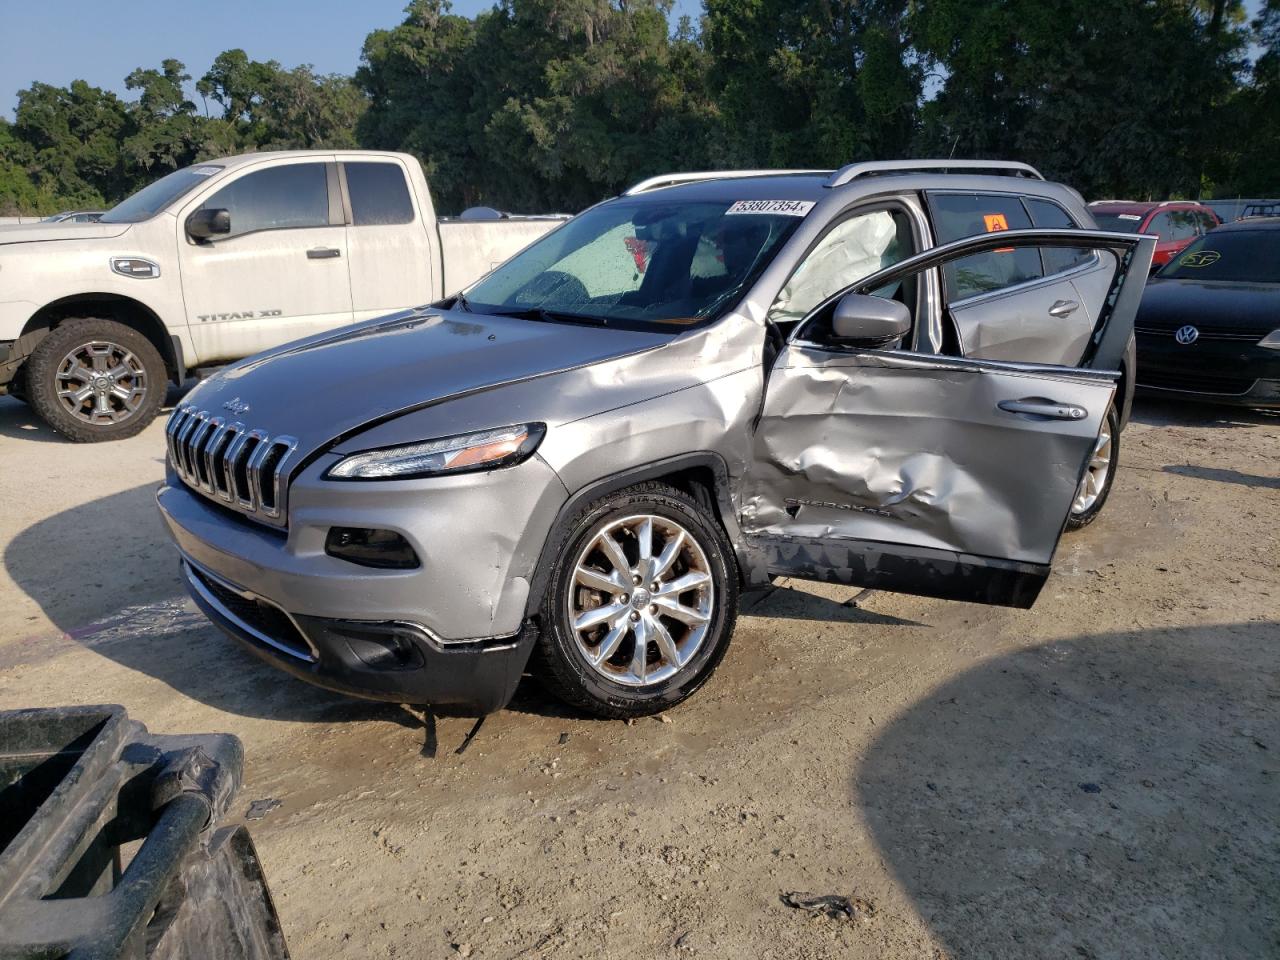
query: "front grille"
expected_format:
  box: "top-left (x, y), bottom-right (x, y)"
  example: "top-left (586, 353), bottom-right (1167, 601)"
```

top-left (1139, 371), bottom-right (1258, 395)
top-left (184, 562), bottom-right (315, 662)
top-left (166, 406), bottom-right (298, 524)
top-left (1135, 321), bottom-right (1269, 342)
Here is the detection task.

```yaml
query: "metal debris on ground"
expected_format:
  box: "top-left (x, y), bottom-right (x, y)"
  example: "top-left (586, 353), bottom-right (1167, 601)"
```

top-left (245, 798), bottom-right (282, 820)
top-left (780, 891), bottom-right (876, 921)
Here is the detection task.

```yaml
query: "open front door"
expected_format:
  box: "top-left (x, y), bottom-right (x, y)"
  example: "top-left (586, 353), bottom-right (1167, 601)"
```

top-left (742, 228), bottom-right (1153, 608)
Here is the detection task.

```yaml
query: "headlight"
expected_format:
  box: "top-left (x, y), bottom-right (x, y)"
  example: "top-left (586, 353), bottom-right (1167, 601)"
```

top-left (1259, 329), bottom-right (1280, 351)
top-left (326, 423), bottom-right (545, 480)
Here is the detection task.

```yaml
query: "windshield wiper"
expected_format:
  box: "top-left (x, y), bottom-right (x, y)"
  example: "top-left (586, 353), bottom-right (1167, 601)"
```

top-left (487, 306), bottom-right (609, 327)
top-left (454, 292), bottom-right (474, 312)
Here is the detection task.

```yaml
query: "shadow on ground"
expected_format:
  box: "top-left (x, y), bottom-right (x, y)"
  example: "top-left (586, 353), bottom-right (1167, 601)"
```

top-left (856, 622), bottom-right (1279, 959)
top-left (1162, 463), bottom-right (1280, 490)
top-left (0, 384), bottom-right (192, 443)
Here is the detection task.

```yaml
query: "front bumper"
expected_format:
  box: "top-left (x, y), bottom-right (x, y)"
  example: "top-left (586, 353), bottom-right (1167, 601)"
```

top-left (156, 452), bottom-right (568, 712)
top-left (1135, 332), bottom-right (1280, 409)
top-left (182, 558), bottom-right (534, 713)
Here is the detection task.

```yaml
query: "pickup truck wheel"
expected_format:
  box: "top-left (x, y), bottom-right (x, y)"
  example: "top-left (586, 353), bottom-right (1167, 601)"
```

top-left (1066, 402), bottom-right (1119, 530)
top-left (535, 481), bottom-right (739, 718)
top-left (26, 319), bottom-right (166, 442)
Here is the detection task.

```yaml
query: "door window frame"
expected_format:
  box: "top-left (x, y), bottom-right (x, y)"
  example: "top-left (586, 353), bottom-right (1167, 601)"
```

top-left (765, 194), bottom-right (938, 351)
top-left (178, 159), bottom-right (345, 246)
top-left (789, 228), bottom-right (1154, 374)
top-left (924, 189), bottom-right (1105, 311)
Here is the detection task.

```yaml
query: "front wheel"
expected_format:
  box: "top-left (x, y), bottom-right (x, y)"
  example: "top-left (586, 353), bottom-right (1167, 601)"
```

top-left (26, 318), bottom-right (166, 442)
top-left (534, 482), bottom-right (739, 718)
top-left (1066, 402), bottom-right (1119, 530)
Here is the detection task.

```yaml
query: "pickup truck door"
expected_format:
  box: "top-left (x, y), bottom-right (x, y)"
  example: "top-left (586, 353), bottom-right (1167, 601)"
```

top-left (339, 159), bottom-right (436, 322)
top-left (177, 159), bottom-right (353, 363)
top-left (742, 229), bottom-right (1153, 608)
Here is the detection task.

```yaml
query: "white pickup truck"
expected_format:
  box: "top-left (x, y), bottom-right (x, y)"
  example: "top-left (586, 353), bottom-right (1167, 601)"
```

top-left (0, 150), bottom-right (567, 441)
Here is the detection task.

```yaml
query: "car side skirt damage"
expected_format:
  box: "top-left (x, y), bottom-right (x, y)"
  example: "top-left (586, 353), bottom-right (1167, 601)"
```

top-left (754, 534), bottom-right (1048, 608)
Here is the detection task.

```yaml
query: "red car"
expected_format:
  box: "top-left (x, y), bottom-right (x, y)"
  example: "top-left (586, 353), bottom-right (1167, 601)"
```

top-left (1088, 200), bottom-right (1221, 268)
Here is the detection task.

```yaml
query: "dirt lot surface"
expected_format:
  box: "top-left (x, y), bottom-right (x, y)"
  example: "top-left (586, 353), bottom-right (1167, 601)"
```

top-left (1, 391), bottom-right (1277, 959)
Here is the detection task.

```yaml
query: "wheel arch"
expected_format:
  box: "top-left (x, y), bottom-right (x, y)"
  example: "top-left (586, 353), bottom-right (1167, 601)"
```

top-left (20, 294), bottom-right (184, 384)
top-left (523, 452), bottom-right (761, 622)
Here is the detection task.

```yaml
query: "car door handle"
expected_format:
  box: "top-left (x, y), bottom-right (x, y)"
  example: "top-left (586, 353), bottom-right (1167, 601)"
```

top-left (998, 398), bottom-right (1089, 421)
top-left (306, 247), bottom-right (341, 260)
top-left (1048, 299), bottom-right (1080, 318)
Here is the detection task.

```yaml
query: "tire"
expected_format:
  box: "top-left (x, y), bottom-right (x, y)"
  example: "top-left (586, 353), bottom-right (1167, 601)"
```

top-left (534, 481), bottom-right (739, 718)
top-left (1066, 401), bottom-right (1119, 531)
top-left (26, 318), bottom-right (167, 442)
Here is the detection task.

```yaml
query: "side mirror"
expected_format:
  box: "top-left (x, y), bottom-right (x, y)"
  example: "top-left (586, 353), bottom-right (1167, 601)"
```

top-left (830, 293), bottom-right (912, 347)
top-left (186, 208), bottom-right (230, 242)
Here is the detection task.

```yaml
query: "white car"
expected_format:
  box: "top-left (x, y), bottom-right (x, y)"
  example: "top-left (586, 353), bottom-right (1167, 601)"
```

top-left (0, 151), bottom-right (567, 441)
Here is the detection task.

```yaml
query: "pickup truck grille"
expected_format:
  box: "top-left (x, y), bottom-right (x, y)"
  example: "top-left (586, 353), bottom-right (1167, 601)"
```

top-left (165, 405), bottom-right (299, 525)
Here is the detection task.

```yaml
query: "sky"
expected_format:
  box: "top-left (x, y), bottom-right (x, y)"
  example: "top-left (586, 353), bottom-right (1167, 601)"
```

top-left (2, 0), bottom-right (703, 117)
top-left (2, 0), bottom-right (1263, 118)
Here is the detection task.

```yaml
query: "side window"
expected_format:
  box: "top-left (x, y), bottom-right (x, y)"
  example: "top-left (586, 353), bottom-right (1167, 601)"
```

top-left (927, 192), bottom-right (1043, 301)
top-left (345, 162), bottom-right (415, 226)
top-left (768, 208), bottom-right (917, 325)
top-left (200, 163), bottom-right (329, 238)
top-left (1146, 211), bottom-right (1174, 240)
top-left (1024, 197), bottom-right (1092, 275)
top-left (1195, 211), bottom-right (1218, 234)
top-left (1166, 210), bottom-right (1199, 242)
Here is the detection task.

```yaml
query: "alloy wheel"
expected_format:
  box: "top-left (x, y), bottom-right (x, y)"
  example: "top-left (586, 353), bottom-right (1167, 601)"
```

top-left (567, 514), bottom-right (714, 687)
top-left (55, 341), bottom-right (148, 425)
top-left (1072, 417), bottom-right (1113, 515)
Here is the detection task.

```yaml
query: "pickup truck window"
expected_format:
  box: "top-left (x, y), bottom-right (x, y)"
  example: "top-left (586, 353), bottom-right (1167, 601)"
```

top-left (928, 192), bottom-right (1043, 300)
top-left (345, 162), bottom-right (415, 226)
top-left (99, 165), bottom-right (224, 224)
top-left (767, 208), bottom-right (916, 325)
top-left (197, 163), bottom-right (329, 239)
top-left (464, 199), bottom-right (802, 328)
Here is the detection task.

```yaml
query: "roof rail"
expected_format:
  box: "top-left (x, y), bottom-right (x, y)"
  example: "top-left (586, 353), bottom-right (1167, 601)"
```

top-left (622, 169), bottom-right (830, 196)
top-left (1088, 199), bottom-right (1135, 205)
top-left (824, 159), bottom-right (1044, 188)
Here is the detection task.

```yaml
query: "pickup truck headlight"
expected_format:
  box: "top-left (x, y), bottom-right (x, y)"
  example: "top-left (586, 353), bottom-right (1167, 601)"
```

top-left (326, 423), bottom-right (545, 480)
top-left (1259, 329), bottom-right (1280, 351)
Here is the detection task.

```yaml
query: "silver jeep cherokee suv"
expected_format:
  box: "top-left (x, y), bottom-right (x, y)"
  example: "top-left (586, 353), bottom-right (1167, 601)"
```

top-left (157, 161), bottom-right (1153, 717)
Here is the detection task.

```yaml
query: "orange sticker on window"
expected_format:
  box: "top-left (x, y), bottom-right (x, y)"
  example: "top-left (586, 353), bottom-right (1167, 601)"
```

top-left (983, 213), bottom-right (1009, 232)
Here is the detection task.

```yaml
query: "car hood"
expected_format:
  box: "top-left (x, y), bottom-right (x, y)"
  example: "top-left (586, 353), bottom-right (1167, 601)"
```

top-left (180, 309), bottom-right (672, 455)
top-left (0, 221), bottom-right (133, 246)
top-left (1138, 278), bottom-right (1280, 333)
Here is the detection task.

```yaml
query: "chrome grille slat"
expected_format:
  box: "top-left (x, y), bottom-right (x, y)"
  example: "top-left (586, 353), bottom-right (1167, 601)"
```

top-left (164, 404), bottom-right (299, 526)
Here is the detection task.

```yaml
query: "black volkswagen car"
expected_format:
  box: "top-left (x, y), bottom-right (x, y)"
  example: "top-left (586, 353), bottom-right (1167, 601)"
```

top-left (1135, 217), bottom-right (1280, 407)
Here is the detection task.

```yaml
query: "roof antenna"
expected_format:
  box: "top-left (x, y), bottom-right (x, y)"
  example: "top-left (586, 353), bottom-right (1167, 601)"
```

top-left (947, 136), bottom-right (959, 160)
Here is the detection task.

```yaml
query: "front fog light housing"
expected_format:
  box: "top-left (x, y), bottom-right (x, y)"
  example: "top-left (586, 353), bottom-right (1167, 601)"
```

top-left (326, 423), bottom-right (545, 480)
top-left (1259, 329), bottom-right (1280, 351)
top-left (325, 527), bottom-right (420, 569)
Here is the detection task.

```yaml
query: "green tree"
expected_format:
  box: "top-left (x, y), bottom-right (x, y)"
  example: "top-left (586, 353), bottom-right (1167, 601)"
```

top-left (908, 0), bottom-right (1248, 199)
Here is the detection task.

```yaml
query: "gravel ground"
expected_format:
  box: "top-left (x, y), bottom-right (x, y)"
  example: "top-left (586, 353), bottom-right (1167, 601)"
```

top-left (1, 391), bottom-right (1276, 960)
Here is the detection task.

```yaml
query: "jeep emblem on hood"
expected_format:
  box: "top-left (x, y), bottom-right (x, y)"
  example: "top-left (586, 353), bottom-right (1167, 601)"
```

top-left (222, 397), bottom-right (251, 415)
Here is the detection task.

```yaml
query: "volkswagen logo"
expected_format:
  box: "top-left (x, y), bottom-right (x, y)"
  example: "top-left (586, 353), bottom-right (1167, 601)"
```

top-left (1174, 325), bottom-right (1200, 345)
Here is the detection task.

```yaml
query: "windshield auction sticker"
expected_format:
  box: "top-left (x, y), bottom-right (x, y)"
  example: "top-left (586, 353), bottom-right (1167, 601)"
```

top-left (726, 200), bottom-right (815, 216)
top-left (1180, 250), bottom-right (1221, 268)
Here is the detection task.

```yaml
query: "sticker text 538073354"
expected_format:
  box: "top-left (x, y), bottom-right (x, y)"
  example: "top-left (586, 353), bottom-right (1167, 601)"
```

top-left (725, 200), bottom-right (816, 217)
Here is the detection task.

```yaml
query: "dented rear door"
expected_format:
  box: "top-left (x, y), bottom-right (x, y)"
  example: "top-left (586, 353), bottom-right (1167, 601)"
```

top-left (741, 228), bottom-right (1153, 608)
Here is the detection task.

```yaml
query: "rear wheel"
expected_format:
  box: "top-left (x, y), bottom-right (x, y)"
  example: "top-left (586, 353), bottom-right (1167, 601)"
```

top-left (26, 318), bottom-right (166, 442)
top-left (535, 482), bottom-right (739, 718)
top-left (1066, 402), bottom-right (1119, 530)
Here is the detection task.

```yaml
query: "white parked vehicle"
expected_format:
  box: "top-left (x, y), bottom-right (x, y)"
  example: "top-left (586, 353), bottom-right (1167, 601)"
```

top-left (0, 151), bottom-right (567, 441)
